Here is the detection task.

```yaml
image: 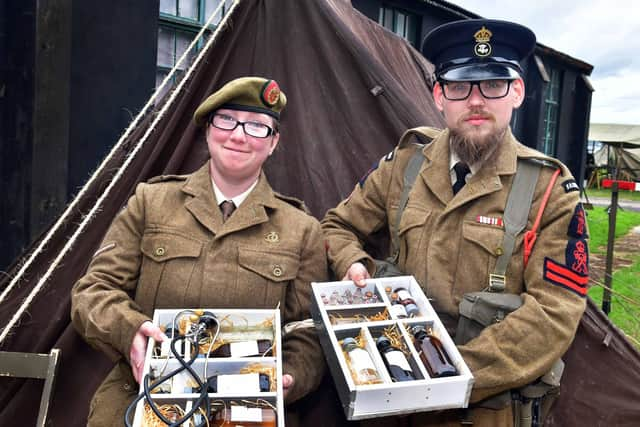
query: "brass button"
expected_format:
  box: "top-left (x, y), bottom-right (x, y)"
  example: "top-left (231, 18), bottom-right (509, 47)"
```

top-left (155, 247), bottom-right (166, 256)
top-left (273, 266), bottom-right (283, 277)
top-left (265, 231), bottom-right (279, 243)
top-left (495, 247), bottom-right (504, 256)
top-left (123, 383), bottom-right (132, 391)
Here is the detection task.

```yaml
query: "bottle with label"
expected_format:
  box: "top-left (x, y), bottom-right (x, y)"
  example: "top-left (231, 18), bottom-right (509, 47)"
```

top-left (393, 287), bottom-right (420, 317)
top-left (376, 336), bottom-right (415, 382)
top-left (210, 406), bottom-right (276, 427)
top-left (209, 339), bottom-right (273, 357)
top-left (342, 337), bottom-right (383, 385)
top-left (388, 293), bottom-right (408, 318)
top-left (410, 325), bottom-right (458, 378)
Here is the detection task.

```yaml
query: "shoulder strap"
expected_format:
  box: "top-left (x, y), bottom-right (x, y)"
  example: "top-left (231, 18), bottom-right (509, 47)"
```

top-left (388, 128), bottom-right (437, 262)
top-left (390, 148), bottom-right (426, 262)
top-left (488, 159), bottom-right (541, 292)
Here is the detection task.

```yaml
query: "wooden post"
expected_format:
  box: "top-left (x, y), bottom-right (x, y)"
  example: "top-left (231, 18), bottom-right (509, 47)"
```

top-left (603, 182), bottom-right (619, 315)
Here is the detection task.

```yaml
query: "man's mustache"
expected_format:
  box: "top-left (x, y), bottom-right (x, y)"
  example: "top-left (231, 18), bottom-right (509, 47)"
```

top-left (459, 110), bottom-right (495, 123)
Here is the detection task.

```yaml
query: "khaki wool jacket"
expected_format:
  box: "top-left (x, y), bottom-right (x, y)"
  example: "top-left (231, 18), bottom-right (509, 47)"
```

top-left (321, 128), bottom-right (587, 426)
top-left (71, 163), bottom-right (328, 425)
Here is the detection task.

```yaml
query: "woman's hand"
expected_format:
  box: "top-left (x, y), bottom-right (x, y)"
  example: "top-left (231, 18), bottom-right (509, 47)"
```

top-left (282, 374), bottom-right (295, 398)
top-left (130, 321), bottom-right (168, 383)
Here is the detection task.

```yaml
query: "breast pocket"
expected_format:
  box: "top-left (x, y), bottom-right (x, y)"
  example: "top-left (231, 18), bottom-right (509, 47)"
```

top-left (137, 230), bottom-right (203, 311)
top-left (237, 246), bottom-right (300, 308)
top-left (397, 204), bottom-right (431, 271)
top-left (457, 221), bottom-right (505, 294)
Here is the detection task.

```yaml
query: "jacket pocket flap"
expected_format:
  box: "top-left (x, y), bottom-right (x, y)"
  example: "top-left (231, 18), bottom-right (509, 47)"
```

top-left (141, 231), bottom-right (203, 262)
top-left (462, 220), bottom-right (504, 255)
top-left (238, 247), bottom-right (299, 282)
top-left (398, 205), bottom-right (430, 235)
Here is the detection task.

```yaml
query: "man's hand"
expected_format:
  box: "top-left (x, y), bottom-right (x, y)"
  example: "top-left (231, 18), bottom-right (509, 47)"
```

top-left (130, 321), bottom-right (168, 383)
top-left (342, 262), bottom-right (371, 288)
top-left (282, 374), bottom-right (295, 398)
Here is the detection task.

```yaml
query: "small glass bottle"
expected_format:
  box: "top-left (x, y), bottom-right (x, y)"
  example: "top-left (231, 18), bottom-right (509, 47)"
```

top-left (411, 325), bottom-right (458, 378)
top-left (376, 336), bottom-right (415, 382)
top-left (393, 287), bottom-right (420, 317)
top-left (388, 293), bottom-right (408, 318)
top-left (342, 337), bottom-right (383, 385)
top-left (210, 406), bottom-right (276, 427)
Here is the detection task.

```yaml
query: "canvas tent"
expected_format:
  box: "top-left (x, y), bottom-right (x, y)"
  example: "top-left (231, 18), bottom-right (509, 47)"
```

top-left (589, 123), bottom-right (640, 181)
top-left (1, 1), bottom-right (639, 426)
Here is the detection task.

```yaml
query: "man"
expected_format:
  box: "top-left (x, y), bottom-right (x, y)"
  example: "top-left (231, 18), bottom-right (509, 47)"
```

top-left (71, 77), bottom-right (327, 425)
top-left (322, 19), bottom-right (587, 426)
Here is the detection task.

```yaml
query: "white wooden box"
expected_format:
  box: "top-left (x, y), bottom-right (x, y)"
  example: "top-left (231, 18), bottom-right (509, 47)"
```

top-left (132, 308), bottom-right (283, 427)
top-left (311, 276), bottom-right (474, 420)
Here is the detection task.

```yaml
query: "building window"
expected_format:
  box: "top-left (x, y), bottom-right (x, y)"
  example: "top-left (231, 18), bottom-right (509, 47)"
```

top-left (157, 1), bottom-right (232, 98)
top-left (378, 6), bottom-right (418, 46)
top-left (542, 68), bottom-right (561, 155)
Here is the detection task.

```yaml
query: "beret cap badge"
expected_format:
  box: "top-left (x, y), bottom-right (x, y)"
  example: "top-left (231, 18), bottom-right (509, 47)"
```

top-left (261, 80), bottom-right (281, 107)
top-left (473, 26), bottom-right (493, 57)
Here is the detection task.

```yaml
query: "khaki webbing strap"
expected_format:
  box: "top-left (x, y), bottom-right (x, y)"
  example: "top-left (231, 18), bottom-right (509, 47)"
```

top-left (489, 160), bottom-right (541, 292)
top-left (388, 128), bottom-right (432, 263)
top-left (389, 148), bottom-right (426, 262)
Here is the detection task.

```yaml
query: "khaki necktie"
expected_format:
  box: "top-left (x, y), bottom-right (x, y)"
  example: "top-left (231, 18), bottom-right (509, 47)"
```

top-left (220, 200), bottom-right (236, 222)
top-left (452, 162), bottom-right (471, 195)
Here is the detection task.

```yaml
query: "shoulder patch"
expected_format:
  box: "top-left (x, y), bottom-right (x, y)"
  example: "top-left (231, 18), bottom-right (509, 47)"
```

top-left (147, 174), bottom-right (188, 184)
top-left (566, 238), bottom-right (589, 276)
top-left (384, 150), bottom-right (395, 161)
top-left (359, 159), bottom-right (380, 188)
top-left (543, 257), bottom-right (587, 297)
top-left (562, 179), bottom-right (580, 193)
top-left (273, 192), bottom-right (309, 213)
top-left (568, 203), bottom-right (588, 238)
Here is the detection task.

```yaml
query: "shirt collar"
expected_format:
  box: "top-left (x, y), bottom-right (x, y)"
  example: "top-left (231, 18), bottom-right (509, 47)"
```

top-left (449, 146), bottom-right (479, 176)
top-left (211, 178), bottom-right (258, 208)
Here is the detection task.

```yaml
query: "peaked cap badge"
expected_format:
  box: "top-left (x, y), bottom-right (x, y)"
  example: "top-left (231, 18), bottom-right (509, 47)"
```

top-left (261, 80), bottom-right (281, 107)
top-left (473, 26), bottom-right (493, 57)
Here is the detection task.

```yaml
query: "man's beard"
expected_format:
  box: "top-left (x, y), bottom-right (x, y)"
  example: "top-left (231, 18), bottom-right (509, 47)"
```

top-left (449, 110), bottom-right (507, 165)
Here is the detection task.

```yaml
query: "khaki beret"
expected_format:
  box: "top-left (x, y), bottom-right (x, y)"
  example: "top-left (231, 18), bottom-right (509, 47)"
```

top-left (193, 76), bottom-right (287, 126)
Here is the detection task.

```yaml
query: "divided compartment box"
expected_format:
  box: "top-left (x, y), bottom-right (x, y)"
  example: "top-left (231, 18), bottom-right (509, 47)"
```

top-left (131, 308), bottom-right (284, 427)
top-left (311, 276), bottom-right (474, 420)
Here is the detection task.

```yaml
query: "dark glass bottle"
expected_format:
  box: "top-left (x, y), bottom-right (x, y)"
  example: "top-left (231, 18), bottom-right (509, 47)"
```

top-left (411, 325), bottom-right (458, 378)
top-left (209, 339), bottom-right (273, 357)
top-left (210, 406), bottom-right (276, 427)
top-left (376, 336), bottom-right (415, 382)
top-left (393, 287), bottom-right (420, 317)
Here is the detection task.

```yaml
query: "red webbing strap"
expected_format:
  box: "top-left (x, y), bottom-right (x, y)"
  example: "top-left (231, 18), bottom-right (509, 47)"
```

top-left (523, 168), bottom-right (562, 268)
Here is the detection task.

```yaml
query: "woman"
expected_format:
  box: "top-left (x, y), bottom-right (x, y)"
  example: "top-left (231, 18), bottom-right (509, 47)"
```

top-left (71, 77), bottom-right (328, 426)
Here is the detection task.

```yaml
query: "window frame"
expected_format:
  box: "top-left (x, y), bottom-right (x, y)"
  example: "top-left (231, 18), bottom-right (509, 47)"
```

top-left (542, 67), bottom-right (562, 156)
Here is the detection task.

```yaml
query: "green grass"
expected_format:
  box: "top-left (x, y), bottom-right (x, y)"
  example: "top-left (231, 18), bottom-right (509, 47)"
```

top-left (588, 255), bottom-right (640, 347)
top-left (586, 187), bottom-right (640, 201)
top-left (584, 207), bottom-right (640, 254)
top-left (585, 206), bottom-right (640, 347)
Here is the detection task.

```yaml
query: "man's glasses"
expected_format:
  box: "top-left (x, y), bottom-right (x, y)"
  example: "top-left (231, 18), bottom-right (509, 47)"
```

top-left (440, 79), bottom-right (512, 101)
top-left (209, 113), bottom-right (275, 138)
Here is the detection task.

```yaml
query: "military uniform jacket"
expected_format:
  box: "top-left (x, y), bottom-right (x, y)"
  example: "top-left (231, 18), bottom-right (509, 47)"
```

top-left (322, 128), bottom-right (587, 425)
top-left (71, 163), bottom-right (328, 421)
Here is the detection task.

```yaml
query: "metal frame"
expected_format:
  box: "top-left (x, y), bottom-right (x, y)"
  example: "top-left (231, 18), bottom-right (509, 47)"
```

top-left (0, 349), bottom-right (61, 427)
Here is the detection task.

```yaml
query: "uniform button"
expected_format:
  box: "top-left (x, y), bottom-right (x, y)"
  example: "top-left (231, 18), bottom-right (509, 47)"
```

top-left (155, 247), bottom-right (166, 256)
top-left (495, 247), bottom-right (504, 256)
top-left (123, 383), bottom-right (132, 391)
top-left (273, 266), bottom-right (283, 277)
